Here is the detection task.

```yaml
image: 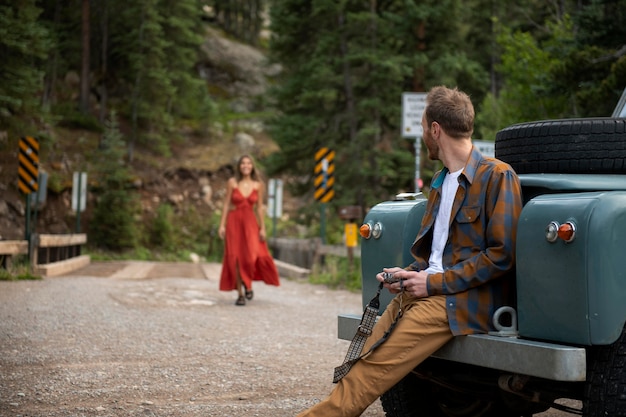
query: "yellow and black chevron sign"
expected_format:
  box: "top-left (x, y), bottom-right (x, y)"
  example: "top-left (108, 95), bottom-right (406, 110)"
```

top-left (18, 136), bottom-right (39, 194)
top-left (314, 147), bottom-right (335, 203)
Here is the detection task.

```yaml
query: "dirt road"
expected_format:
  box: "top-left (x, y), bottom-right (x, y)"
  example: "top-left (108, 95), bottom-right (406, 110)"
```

top-left (0, 261), bottom-right (577, 416)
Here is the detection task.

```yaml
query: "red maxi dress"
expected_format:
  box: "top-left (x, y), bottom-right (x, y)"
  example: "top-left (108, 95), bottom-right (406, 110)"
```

top-left (219, 188), bottom-right (280, 291)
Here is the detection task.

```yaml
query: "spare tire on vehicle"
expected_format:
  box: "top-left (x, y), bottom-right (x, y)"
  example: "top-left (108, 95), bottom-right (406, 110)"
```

top-left (494, 118), bottom-right (626, 175)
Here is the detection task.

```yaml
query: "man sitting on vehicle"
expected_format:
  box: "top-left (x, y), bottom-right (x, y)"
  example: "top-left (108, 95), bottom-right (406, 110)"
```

top-left (297, 85), bottom-right (523, 417)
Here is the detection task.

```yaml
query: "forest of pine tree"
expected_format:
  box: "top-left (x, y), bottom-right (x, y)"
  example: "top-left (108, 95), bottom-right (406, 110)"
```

top-left (1, 0), bottom-right (625, 249)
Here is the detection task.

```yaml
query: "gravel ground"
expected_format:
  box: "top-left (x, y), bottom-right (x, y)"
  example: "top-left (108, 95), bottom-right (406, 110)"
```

top-left (0, 261), bottom-right (576, 417)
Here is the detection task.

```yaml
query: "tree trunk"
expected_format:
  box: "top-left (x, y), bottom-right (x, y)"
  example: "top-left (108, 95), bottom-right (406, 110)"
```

top-left (338, 11), bottom-right (357, 142)
top-left (233, 0), bottom-right (242, 41)
top-left (413, 21), bottom-right (426, 92)
top-left (367, 0), bottom-right (380, 208)
top-left (79, 0), bottom-right (91, 113)
top-left (98, 0), bottom-right (109, 125)
top-left (129, 4), bottom-right (148, 163)
top-left (250, 0), bottom-right (261, 46)
top-left (223, 1), bottom-right (232, 34)
top-left (490, 0), bottom-right (498, 97)
top-left (42, 0), bottom-right (62, 110)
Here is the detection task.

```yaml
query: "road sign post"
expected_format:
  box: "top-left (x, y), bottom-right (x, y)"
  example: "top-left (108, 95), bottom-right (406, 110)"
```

top-left (402, 93), bottom-right (427, 192)
top-left (613, 87), bottom-right (626, 117)
top-left (314, 148), bottom-right (335, 244)
top-left (473, 140), bottom-right (495, 158)
top-left (18, 136), bottom-right (40, 241)
top-left (268, 178), bottom-right (283, 240)
top-left (72, 172), bottom-right (88, 232)
top-left (18, 136), bottom-right (40, 195)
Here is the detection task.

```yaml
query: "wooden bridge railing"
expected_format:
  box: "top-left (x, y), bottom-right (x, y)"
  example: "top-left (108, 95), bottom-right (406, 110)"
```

top-left (0, 234), bottom-right (90, 276)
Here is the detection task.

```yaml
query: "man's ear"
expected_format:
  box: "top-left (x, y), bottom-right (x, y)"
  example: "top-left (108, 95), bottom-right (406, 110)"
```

top-left (431, 121), bottom-right (441, 138)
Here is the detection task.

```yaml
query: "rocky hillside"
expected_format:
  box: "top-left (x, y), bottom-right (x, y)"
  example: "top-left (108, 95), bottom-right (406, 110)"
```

top-left (0, 27), bottom-right (295, 243)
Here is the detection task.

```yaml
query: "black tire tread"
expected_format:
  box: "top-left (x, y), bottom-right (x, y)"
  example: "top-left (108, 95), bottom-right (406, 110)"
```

top-left (380, 373), bottom-right (423, 417)
top-left (584, 325), bottom-right (626, 417)
top-left (495, 118), bottom-right (626, 174)
top-left (381, 370), bottom-right (527, 417)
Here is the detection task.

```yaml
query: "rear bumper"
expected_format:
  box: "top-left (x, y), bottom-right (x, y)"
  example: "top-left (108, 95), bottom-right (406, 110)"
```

top-left (338, 313), bottom-right (586, 382)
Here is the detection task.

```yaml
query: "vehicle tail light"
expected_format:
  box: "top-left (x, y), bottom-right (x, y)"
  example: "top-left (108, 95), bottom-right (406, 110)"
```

top-left (360, 223), bottom-right (372, 239)
top-left (371, 222), bottom-right (382, 239)
top-left (360, 222), bottom-right (383, 239)
top-left (557, 222), bottom-right (576, 242)
top-left (545, 221), bottom-right (559, 242)
top-left (545, 221), bottom-right (576, 243)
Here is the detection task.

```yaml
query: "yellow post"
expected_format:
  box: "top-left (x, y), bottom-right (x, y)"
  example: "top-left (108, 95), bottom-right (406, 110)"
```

top-left (345, 222), bottom-right (358, 271)
top-left (345, 223), bottom-right (358, 248)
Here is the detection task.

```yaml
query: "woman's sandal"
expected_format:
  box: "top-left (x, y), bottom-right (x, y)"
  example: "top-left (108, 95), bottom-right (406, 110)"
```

top-left (245, 289), bottom-right (254, 300)
top-left (235, 295), bottom-right (246, 306)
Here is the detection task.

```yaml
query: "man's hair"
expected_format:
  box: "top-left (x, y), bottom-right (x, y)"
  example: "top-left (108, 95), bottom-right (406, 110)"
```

top-left (425, 86), bottom-right (474, 139)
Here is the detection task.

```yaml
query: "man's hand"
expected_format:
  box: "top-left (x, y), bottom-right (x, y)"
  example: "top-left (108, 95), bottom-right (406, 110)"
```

top-left (376, 267), bottom-right (429, 298)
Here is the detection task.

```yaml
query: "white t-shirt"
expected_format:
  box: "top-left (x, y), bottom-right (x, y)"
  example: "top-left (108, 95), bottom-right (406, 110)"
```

top-left (425, 168), bottom-right (463, 274)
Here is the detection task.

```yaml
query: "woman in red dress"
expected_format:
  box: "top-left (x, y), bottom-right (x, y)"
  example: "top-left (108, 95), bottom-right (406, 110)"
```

top-left (218, 155), bottom-right (280, 305)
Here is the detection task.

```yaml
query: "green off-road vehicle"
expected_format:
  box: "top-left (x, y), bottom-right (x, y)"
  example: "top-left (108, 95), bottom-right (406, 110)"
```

top-left (338, 118), bottom-right (626, 417)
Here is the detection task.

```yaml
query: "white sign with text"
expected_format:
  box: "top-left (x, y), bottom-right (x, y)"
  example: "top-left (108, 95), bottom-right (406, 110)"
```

top-left (473, 140), bottom-right (495, 158)
top-left (402, 92), bottom-right (427, 138)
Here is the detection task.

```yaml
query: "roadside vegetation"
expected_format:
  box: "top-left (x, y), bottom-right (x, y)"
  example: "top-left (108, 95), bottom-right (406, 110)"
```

top-left (1, 1), bottom-right (625, 287)
top-left (0, 257), bottom-right (42, 281)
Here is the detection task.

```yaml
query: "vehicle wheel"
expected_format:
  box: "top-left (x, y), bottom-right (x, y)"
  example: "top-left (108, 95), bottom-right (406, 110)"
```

top-left (584, 324), bottom-right (626, 417)
top-left (380, 372), bottom-right (525, 417)
top-left (494, 118), bottom-right (626, 174)
top-left (380, 372), bottom-right (424, 417)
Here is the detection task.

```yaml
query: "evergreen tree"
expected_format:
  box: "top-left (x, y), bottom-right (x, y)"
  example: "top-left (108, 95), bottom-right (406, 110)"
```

top-left (475, 0), bottom-right (626, 139)
top-left (113, 0), bottom-right (174, 158)
top-left (0, 2), bottom-right (50, 120)
top-left (33, 0), bottom-right (213, 154)
top-left (90, 112), bottom-right (140, 250)
top-left (266, 0), bottom-right (486, 216)
top-left (209, 0), bottom-right (265, 45)
top-left (561, 0), bottom-right (626, 116)
top-left (476, 17), bottom-right (576, 140)
top-left (37, 0), bottom-right (84, 111)
top-left (575, 0), bottom-right (626, 49)
top-left (160, 0), bottom-right (213, 122)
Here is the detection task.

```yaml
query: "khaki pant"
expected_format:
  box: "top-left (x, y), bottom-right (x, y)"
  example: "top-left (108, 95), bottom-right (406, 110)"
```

top-left (297, 294), bottom-right (453, 417)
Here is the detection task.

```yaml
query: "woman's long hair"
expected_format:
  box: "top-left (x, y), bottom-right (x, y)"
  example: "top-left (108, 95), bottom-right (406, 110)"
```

top-left (234, 154), bottom-right (260, 182)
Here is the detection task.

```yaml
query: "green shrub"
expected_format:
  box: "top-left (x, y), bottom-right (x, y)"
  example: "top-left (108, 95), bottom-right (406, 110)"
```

top-left (0, 256), bottom-right (41, 281)
top-left (187, 208), bottom-right (222, 262)
top-left (310, 255), bottom-right (361, 291)
top-left (54, 103), bottom-right (103, 132)
top-left (91, 189), bottom-right (141, 250)
top-left (90, 112), bottom-right (140, 251)
top-left (150, 203), bottom-right (175, 249)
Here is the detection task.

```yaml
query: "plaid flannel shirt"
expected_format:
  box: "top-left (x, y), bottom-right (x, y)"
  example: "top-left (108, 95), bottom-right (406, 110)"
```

top-left (409, 146), bottom-right (523, 335)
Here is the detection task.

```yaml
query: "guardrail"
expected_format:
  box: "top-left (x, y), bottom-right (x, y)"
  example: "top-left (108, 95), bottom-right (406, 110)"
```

top-left (0, 234), bottom-right (90, 276)
top-left (268, 237), bottom-right (360, 270)
top-left (0, 240), bottom-right (29, 270)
